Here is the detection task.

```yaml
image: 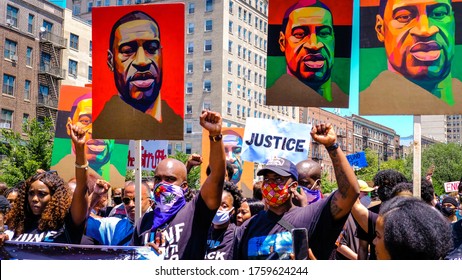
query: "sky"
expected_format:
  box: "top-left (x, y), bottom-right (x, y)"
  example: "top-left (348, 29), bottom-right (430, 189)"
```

top-left (324, 0), bottom-right (414, 138)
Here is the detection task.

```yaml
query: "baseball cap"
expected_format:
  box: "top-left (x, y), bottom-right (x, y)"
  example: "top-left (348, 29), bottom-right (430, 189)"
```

top-left (257, 157), bottom-right (298, 181)
top-left (358, 180), bottom-right (374, 192)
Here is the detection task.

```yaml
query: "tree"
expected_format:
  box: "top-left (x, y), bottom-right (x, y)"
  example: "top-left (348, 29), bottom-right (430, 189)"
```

top-left (0, 118), bottom-right (54, 187)
top-left (355, 148), bottom-right (379, 182)
top-left (169, 150), bottom-right (201, 190)
top-left (321, 171), bottom-right (337, 194)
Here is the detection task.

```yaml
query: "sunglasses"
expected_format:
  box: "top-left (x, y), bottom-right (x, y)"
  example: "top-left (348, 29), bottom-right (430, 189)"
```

top-left (122, 196), bottom-right (150, 205)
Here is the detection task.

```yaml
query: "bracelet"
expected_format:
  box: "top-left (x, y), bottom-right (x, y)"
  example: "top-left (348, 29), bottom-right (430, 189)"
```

top-left (209, 134), bottom-right (223, 142)
top-left (326, 142), bottom-right (339, 151)
top-left (75, 161), bottom-right (89, 170)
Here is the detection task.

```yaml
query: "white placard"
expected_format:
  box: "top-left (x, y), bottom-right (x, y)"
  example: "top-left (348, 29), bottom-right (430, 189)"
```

top-left (127, 140), bottom-right (168, 171)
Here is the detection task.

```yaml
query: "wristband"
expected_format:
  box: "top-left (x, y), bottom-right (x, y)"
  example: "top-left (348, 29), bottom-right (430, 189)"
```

top-left (75, 161), bottom-right (89, 170)
top-left (209, 134), bottom-right (223, 142)
top-left (326, 142), bottom-right (339, 152)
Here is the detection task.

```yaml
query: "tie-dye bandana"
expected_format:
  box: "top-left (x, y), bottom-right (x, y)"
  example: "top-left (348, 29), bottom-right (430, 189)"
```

top-left (262, 182), bottom-right (290, 207)
top-left (151, 182), bottom-right (186, 232)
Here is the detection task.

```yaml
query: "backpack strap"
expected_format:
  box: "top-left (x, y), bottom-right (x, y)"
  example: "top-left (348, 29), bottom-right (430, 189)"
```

top-left (277, 217), bottom-right (295, 231)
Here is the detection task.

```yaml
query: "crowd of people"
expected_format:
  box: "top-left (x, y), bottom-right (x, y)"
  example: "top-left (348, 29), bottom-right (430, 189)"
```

top-left (0, 110), bottom-right (461, 260)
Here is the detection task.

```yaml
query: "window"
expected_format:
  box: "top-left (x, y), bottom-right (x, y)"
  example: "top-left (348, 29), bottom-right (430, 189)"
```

top-left (187, 23), bottom-right (195, 34)
top-left (88, 66), bottom-right (92, 81)
top-left (227, 60), bottom-right (232, 73)
top-left (187, 42), bottom-right (194, 54)
top-left (227, 101), bottom-right (232, 115)
top-left (185, 143), bottom-right (192, 154)
top-left (70, 33), bottom-right (79, 50)
top-left (168, 144), bottom-right (172, 155)
top-left (186, 82), bottom-right (193, 94)
top-left (39, 84), bottom-right (49, 105)
top-left (6, 5), bottom-right (18, 27)
top-left (229, 1), bottom-right (234, 14)
top-left (237, 104), bottom-right (241, 117)
top-left (2, 74), bottom-right (15, 96)
top-left (28, 14), bottom-right (35, 33)
top-left (186, 122), bottom-right (192, 134)
top-left (229, 21), bottom-right (233, 33)
top-left (43, 20), bottom-right (53, 32)
top-left (175, 143), bottom-right (182, 153)
top-left (0, 109), bottom-right (13, 129)
top-left (105, 0), bottom-right (110, 5)
top-left (40, 52), bottom-right (51, 71)
top-left (4, 39), bottom-right (17, 60)
top-left (204, 20), bottom-right (213, 32)
top-left (23, 113), bottom-right (29, 125)
top-left (73, 4), bottom-right (81, 15)
top-left (203, 80), bottom-right (211, 92)
top-left (188, 2), bottom-right (195, 14)
top-left (204, 60), bottom-right (212, 72)
top-left (203, 101), bottom-right (211, 111)
top-left (237, 84), bottom-right (241, 96)
top-left (117, 0), bottom-right (123, 5)
top-left (96, 0), bottom-right (102, 6)
top-left (24, 80), bottom-right (31, 100)
top-left (205, 0), bottom-right (214, 12)
top-left (26, 47), bottom-right (33, 66)
top-left (89, 41), bottom-right (92, 56)
top-left (87, 1), bottom-right (93, 12)
top-left (187, 62), bottom-right (193, 73)
top-left (186, 103), bottom-right (193, 114)
top-left (227, 80), bottom-right (232, 94)
top-left (228, 40), bottom-right (233, 53)
top-left (68, 59), bottom-right (78, 77)
top-left (237, 65), bottom-right (241, 77)
top-left (204, 40), bottom-right (212, 52)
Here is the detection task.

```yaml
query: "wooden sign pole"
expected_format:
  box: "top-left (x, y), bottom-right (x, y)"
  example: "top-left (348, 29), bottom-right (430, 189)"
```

top-left (413, 115), bottom-right (421, 198)
top-left (134, 140), bottom-right (142, 224)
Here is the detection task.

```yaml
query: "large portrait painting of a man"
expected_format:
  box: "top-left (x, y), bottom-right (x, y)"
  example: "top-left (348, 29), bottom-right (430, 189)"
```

top-left (92, 4), bottom-right (184, 140)
top-left (51, 85), bottom-right (128, 187)
top-left (266, 0), bottom-right (353, 108)
top-left (360, 0), bottom-right (462, 115)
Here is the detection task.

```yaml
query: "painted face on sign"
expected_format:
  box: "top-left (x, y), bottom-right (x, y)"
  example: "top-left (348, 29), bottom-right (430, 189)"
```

top-left (279, 6), bottom-right (335, 90)
top-left (223, 132), bottom-right (243, 184)
top-left (67, 97), bottom-right (114, 172)
top-left (376, 0), bottom-right (455, 82)
top-left (109, 17), bottom-right (163, 113)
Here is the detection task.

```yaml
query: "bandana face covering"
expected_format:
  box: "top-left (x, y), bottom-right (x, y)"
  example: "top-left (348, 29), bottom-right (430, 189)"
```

top-left (212, 207), bottom-right (234, 226)
top-left (262, 182), bottom-right (291, 207)
top-left (151, 182), bottom-right (186, 232)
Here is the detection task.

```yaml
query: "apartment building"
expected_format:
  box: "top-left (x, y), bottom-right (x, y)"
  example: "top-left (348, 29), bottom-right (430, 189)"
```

top-left (1, 0), bottom-right (66, 133)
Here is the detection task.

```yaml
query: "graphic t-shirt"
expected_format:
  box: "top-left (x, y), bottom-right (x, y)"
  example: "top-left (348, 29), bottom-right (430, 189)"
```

top-left (9, 213), bottom-right (84, 244)
top-left (204, 223), bottom-right (236, 260)
top-left (82, 216), bottom-right (134, 246)
top-left (131, 194), bottom-right (216, 260)
top-left (233, 193), bottom-right (346, 260)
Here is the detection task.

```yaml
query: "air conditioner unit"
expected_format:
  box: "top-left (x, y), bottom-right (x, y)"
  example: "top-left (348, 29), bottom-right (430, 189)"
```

top-left (6, 19), bottom-right (14, 26)
top-left (10, 55), bottom-right (18, 62)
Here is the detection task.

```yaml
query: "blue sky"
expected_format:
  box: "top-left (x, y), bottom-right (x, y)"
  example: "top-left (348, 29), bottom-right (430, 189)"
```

top-left (324, 0), bottom-right (414, 138)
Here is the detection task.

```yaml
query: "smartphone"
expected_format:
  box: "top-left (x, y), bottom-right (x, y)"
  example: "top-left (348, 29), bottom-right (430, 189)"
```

top-left (291, 228), bottom-right (309, 260)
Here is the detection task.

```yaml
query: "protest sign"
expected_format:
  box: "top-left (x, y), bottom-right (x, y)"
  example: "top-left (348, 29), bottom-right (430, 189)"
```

top-left (127, 140), bottom-right (168, 171)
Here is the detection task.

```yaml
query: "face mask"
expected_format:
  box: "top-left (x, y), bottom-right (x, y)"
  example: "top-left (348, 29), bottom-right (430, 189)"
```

top-left (302, 187), bottom-right (321, 205)
top-left (360, 195), bottom-right (371, 207)
top-left (441, 206), bottom-right (456, 217)
top-left (212, 207), bottom-right (234, 226)
top-left (262, 182), bottom-right (291, 207)
top-left (151, 182), bottom-right (186, 232)
top-left (113, 196), bottom-right (122, 205)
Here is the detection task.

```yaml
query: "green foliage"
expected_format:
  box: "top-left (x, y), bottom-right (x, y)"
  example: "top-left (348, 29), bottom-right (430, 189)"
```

top-left (407, 143), bottom-right (462, 196)
top-left (0, 118), bottom-right (54, 187)
top-left (169, 150), bottom-right (201, 189)
top-left (354, 148), bottom-right (379, 182)
top-left (321, 171), bottom-right (337, 194)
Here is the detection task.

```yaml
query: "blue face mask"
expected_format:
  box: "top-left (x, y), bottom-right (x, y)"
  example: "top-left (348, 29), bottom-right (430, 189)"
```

top-left (301, 187), bottom-right (321, 205)
top-left (212, 207), bottom-right (234, 226)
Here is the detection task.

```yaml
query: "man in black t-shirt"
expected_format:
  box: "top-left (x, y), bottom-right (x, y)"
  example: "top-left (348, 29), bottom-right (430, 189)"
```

top-left (131, 110), bottom-right (225, 260)
top-left (233, 123), bottom-right (360, 260)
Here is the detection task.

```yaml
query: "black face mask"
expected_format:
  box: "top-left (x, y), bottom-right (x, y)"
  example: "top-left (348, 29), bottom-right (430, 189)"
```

top-left (441, 206), bottom-right (456, 217)
top-left (113, 196), bottom-right (123, 205)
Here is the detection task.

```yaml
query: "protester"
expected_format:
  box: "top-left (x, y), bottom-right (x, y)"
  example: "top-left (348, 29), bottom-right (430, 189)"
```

top-left (252, 180), bottom-right (263, 200)
top-left (0, 182), bottom-right (7, 196)
top-left (0, 124), bottom-right (89, 245)
top-left (205, 182), bottom-right (243, 260)
top-left (441, 196), bottom-right (459, 223)
top-left (236, 198), bottom-right (265, 227)
top-left (3, 186), bottom-right (19, 211)
top-left (0, 196), bottom-right (10, 234)
top-left (131, 110), bottom-right (226, 260)
top-left (296, 159), bottom-right (323, 205)
top-left (232, 123), bottom-right (359, 260)
top-left (375, 196), bottom-right (453, 260)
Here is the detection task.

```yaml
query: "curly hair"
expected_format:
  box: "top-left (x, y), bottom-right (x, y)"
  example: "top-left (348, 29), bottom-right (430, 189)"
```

top-left (373, 169), bottom-right (408, 202)
top-left (380, 196), bottom-right (453, 260)
top-left (421, 177), bottom-right (435, 205)
top-left (390, 182), bottom-right (413, 198)
top-left (5, 171), bottom-right (72, 236)
top-left (223, 181), bottom-right (244, 211)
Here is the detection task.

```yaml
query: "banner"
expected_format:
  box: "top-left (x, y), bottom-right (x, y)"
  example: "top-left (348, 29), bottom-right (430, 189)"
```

top-left (50, 85), bottom-right (128, 188)
top-left (127, 140), bottom-right (168, 171)
top-left (92, 3), bottom-right (185, 140)
top-left (346, 151), bottom-right (368, 169)
top-left (200, 127), bottom-right (254, 198)
top-left (444, 181), bottom-right (460, 193)
top-left (241, 118), bottom-right (311, 164)
top-left (359, 0), bottom-right (462, 115)
top-left (0, 241), bottom-right (161, 260)
top-left (266, 0), bottom-right (352, 108)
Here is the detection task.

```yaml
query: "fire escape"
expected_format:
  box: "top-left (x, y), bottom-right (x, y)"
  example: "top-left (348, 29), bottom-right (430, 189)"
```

top-left (37, 29), bottom-right (67, 128)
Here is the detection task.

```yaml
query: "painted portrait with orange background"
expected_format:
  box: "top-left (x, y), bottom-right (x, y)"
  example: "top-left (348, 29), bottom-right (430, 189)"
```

top-left (92, 4), bottom-right (184, 140)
